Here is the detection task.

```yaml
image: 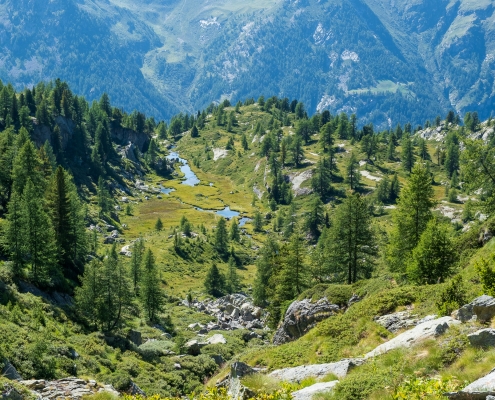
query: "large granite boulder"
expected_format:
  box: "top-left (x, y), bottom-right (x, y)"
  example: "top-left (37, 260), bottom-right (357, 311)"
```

top-left (19, 378), bottom-right (119, 400)
top-left (445, 368), bottom-right (495, 399)
top-left (468, 328), bottom-right (495, 347)
top-left (1, 360), bottom-right (22, 381)
top-left (269, 359), bottom-right (363, 382)
top-left (291, 381), bottom-right (339, 400)
top-left (457, 295), bottom-right (495, 323)
top-left (273, 298), bottom-right (339, 345)
top-left (365, 316), bottom-right (460, 359)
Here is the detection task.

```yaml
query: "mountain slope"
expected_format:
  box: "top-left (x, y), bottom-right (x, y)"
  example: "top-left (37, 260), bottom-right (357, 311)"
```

top-left (0, 0), bottom-right (493, 128)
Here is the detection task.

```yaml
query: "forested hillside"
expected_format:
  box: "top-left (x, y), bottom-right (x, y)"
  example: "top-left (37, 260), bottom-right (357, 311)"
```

top-left (1, 80), bottom-right (495, 399)
top-left (0, 0), bottom-right (493, 127)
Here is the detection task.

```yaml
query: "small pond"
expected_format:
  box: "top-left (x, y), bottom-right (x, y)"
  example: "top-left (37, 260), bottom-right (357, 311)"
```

top-left (166, 151), bottom-right (200, 186)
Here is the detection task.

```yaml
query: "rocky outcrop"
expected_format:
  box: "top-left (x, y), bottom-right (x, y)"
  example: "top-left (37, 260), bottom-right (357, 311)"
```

top-left (31, 116), bottom-right (75, 150)
top-left (468, 328), bottom-right (495, 348)
top-left (365, 316), bottom-right (460, 358)
top-left (1, 360), bottom-right (22, 380)
top-left (456, 295), bottom-right (495, 323)
top-left (19, 378), bottom-right (119, 400)
top-left (445, 367), bottom-right (495, 399)
top-left (111, 121), bottom-right (150, 152)
top-left (189, 294), bottom-right (266, 333)
top-left (269, 359), bottom-right (362, 382)
top-left (291, 381), bottom-right (339, 400)
top-left (273, 298), bottom-right (339, 345)
top-left (375, 312), bottom-right (437, 333)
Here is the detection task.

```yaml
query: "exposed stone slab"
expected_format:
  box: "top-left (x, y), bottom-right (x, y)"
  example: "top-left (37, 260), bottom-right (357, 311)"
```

top-left (269, 359), bottom-right (363, 382)
top-left (365, 316), bottom-right (460, 359)
top-left (445, 368), bottom-right (495, 399)
top-left (291, 381), bottom-right (339, 400)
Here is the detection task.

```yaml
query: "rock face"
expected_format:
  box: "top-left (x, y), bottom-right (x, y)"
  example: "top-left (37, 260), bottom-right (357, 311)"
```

top-left (111, 121), bottom-right (150, 152)
top-left (291, 381), bottom-right (339, 400)
top-left (1, 360), bottom-right (22, 380)
top-left (365, 316), bottom-right (460, 359)
top-left (445, 368), bottom-right (495, 399)
top-left (273, 298), bottom-right (339, 345)
top-left (269, 359), bottom-right (362, 382)
top-left (468, 328), bottom-right (495, 348)
top-left (375, 312), bottom-right (437, 333)
top-left (19, 378), bottom-right (119, 400)
top-left (457, 295), bottom-right (495, 323)
top-left (189, 294), bottom-right (266, 333)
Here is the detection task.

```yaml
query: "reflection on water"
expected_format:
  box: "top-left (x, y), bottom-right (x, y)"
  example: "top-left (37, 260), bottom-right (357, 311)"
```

top-left (166, 152), bottom-right (200, 186)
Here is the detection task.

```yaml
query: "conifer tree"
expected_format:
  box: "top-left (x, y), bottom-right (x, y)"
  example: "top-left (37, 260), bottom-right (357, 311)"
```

top-left (290, 136), bottom-right (304, 167)
top-left (21, 179), bottom-right (58, 284)
top-left (241, 133), bottom-right (249, 151)
top-left (204, 264), bottom-right (225, 297)
top-left (225, 256), bottom-right (241, 294)
top-left (387, 134), bottom-right (396, 161)
top-left (130, 238), bottom-right (145, 294)
top-left (75, 259), bottom-right (103, 329)
top-left (155, 218), bottom-right (163, 231)
top-left (401, 137), bottom-right (414, 173)
top-left (311, 157), bottom-right (332, 198)
top-left (328, 192), bottom-right (376, 284)
top-left (407, 219), bottom-right (455, 284)
top-left (277, 231), bottom-right (308, 297)
top-left (97, 177), bottom-right (111, 216)
top-left (4, 190), bottom-right (24, 277)
top-left (229, 218), bottom-right (240, 242)
top-left (253, 211), bottom-right (263, 232)
top-left (12, 139), bottom-right (43, 195)
top-left (215, 217), bottom-right (229, 255)
top-left (140, 249), bottom-right (164, 322)
top-left (387, 162), bottom-right (435, 273)
top-left (99, 244), bottom-right (133, 331)
top-left (253, 236), bottom-right (279, 306)
top-left (345, 152), bottom-right (360, 190)
top-left (390, 173), bottom-right (400, 202)
top-left (304, 196), bottom-right (325, 239)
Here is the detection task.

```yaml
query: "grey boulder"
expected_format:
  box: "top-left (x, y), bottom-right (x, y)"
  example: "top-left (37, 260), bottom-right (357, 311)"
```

top-left (291, 381), bottom-right (339, 400)
top-left (273, 297), bottom-right (339, 345)
top-left (269, 359), bottom-right (362, 382)
top-left (445, 368), bottom-right (495, 399)
top-left (1, 360), bottom-right (22, 380)
top-left (468, 329), bottom-right (495, 347)
top-left (457, 295), bottom-right (495, 323)
top-left (365, 316), bottom-right (460, 358)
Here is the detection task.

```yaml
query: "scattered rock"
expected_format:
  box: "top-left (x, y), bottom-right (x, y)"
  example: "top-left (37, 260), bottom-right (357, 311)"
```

top-left (375, 311), bottom-right (419, 333)
top-left (128, 381), bottom-right (146, 396)
top-left (445, 367), bottom-right (495, 399)
top-left (273, 297), bottom-right (339, 345)
top-left (468, 328), bottom-right (495, 348)
top-left (18, 378), bottom-right (118, 400)
top-left (128, 330), bottom-right (142, 346)
top-left (1, 360), bottom-right (22, 380)
top-left (364, 316), bottom-right (460, 358)
top-left (456, 295), bottom-right (495, 323)
top-left (207, 334), bottom-right (227, 345)
top-left (184, 339), bottom-right (206, 356)
top-left (291, 381), bottom-right (339, 400)
top-left (231, 362), bottom-right (254, 379)
top-left (269, 359), bottom-right (362, 382)
top-left (1, 386), bottom-right (23, 400)
top-left (228, 376), bottom-right (255, 400)
top-left (211, 355), bottom-right (224, 365)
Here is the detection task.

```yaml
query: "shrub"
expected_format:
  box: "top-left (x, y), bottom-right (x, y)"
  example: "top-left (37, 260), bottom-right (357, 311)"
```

top-left (436, 275), bottom-right (467, 316)
top-left (138, 340), bottom-right (175, 360)
top-left (475, 257), bottom-right (495, 296)
top-left (392, 376), bottom-right (465, 399)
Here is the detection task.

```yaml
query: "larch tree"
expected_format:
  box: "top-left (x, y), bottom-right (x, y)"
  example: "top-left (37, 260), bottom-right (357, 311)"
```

top-left (140, 248), bottom-right (164, 322)
top-left (328, 192), bottom-right (376, 284)
top-left (387, 162), bottom-right (436, 273)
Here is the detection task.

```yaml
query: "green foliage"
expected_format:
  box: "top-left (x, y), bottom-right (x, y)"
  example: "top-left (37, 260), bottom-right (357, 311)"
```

top-left (344, 152), bottom-right (360, 190)
top-left (475, 256), bottom-right (495, 297)
top-left (155, 218), bottom-right (163, 231)
top-left (140, 249), bottom-right (164, 322)
top-left (393, 376), bottom-right (464, 399)
top-left (436, 275), bottom-right (467, 316)
top-left (407, 219), bottom-right (456, 284)
top-left (204, 264), bottom-right (225, 297)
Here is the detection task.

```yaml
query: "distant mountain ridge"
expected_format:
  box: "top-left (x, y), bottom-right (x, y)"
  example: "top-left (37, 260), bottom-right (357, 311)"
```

top-left (0, 0), bottom-right (493, 127)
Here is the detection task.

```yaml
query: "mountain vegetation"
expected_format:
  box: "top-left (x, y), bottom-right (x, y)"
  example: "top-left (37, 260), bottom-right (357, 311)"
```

top-left (0, 0), bottom-right (493, 127)
top-left (0, 77), bottom-right (495, 399)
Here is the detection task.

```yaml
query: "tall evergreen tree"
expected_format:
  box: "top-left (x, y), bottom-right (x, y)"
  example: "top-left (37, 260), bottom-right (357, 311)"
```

top-left (401, 137), bottom-right (414, 173)
top-left (140, 249), bottom-right (164, 322)
top-left (387, 162), bottom-right (435, 273)
top-left (75, 259), bottom-right (103, 329)
top-left (229, 218), bottom-right (240, 242)
top-left (253, 236), bottom-right (280, 306)
top-left (204, 264), bottom-right (225, 297)
top-left (4, 190), bottom-right (24, 276)
top-left (215, 217), bottom-right (229, 255)
top-left (21, 179), bottom-right (58, 284)
top-left (345, 152), bottom-right (360, 190)
top-left (407, 219), bottom-right (455, 284)
top-left (304, 196), bottom-right (325, 240)
top-left (311, 157), bottom-right (332, 198)
top-left (328, 192), bottom-right (376, 284)
top-left (12, 139), bottom-right (43, 195)
top-left (130, 238), bottom-right (145, 294)
top-left (225, 256), bottom-right (241, 294)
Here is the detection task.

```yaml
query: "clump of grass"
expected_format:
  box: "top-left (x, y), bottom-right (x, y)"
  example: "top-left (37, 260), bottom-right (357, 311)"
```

top-left (241, 373), bottom-right (283, 393)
